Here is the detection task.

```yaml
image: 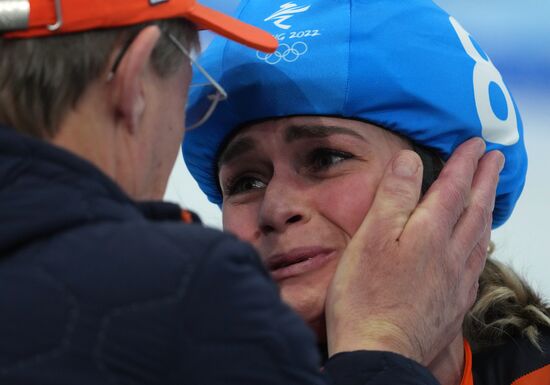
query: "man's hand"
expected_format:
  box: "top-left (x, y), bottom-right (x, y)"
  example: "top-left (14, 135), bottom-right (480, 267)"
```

top-left (325, 138), bottom-right (504, 365)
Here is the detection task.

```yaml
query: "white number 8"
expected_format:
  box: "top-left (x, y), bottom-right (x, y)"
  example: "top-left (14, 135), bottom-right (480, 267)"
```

top-left (449, 17), bottom-right (519, 145)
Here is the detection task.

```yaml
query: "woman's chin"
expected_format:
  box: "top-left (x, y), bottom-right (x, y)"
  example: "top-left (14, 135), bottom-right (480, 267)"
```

top-left (279, 286), bottom-right (327, 336)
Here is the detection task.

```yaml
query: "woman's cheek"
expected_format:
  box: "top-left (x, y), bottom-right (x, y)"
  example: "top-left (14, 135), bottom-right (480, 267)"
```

top-left (316, 173), bottom-right (379, 236)
top-left (222, 203), bottom-right (260, 243)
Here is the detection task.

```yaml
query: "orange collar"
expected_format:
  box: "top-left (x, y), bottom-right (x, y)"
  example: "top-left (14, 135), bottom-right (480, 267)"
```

top-left (460, 340), bottom-right (474, 385)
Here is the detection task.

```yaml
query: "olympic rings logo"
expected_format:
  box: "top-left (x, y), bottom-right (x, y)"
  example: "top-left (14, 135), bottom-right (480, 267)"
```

top-left (256, 41), bottom-right (308, 65)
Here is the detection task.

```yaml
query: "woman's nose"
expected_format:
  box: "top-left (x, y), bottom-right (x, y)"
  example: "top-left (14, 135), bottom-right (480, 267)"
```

top-left (258, 178), bottom-right (311, 235)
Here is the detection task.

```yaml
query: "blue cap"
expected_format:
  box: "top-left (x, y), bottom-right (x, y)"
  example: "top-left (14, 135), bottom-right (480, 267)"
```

top-left (183, 0), bottom-right (527, 228)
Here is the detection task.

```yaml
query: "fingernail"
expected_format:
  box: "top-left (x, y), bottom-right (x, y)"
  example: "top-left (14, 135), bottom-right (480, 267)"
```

top-left (472, 137), bottom-right (486, 154)
top-left (392, 152), bottom-right (419, 177)
top-left (496, 151), bottom-right (505, 172)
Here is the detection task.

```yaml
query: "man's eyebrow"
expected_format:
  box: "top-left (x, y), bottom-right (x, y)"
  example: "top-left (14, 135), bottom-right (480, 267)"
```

top-left (218, 136), bottom-right (256, 166)
top-left (284, 124), bottom-right (368, 143)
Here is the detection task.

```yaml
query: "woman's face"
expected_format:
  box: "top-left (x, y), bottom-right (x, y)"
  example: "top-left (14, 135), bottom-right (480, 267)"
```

top-left (218, 116), bottom-right (410, 336)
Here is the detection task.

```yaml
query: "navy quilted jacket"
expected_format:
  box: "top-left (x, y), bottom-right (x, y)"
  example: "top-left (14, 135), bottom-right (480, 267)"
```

top-left (0, 125), bottom-right (439, 385)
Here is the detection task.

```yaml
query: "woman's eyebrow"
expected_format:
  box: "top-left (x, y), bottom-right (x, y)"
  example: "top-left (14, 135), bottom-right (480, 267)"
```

top-left (218, 136), bottom-right (256, 167)
top-left (284, 125), bottom-right (368, 143)
top-left (218, 124), bottom-right (368, 166)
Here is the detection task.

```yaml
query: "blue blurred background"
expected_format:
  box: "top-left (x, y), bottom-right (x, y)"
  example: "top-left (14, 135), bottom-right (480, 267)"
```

top-left (166, 0), bottom-right (550, 298)
top-left (434, 0), bottom-right (550, 299)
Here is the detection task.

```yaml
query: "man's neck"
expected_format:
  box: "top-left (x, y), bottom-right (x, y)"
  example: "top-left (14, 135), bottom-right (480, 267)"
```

top-left (50, 84), bottom-right (140, 199)
top-left (50, 81), bottom-right (116, 178)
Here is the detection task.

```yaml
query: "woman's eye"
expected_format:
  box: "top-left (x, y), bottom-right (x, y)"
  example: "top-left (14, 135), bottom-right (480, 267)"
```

top-left (224, 176), bottom-right (266, 196)
top-left (308, 149), bottom-right (354, 172)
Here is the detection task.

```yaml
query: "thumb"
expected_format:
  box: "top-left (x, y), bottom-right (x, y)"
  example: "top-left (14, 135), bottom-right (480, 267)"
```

top-left (326, 150), bottom-right (424, 356)
top-left (353, 150), bottom-right (423, 248)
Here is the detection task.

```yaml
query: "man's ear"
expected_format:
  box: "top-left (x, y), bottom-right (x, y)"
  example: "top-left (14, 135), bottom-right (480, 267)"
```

top-left (110, 25), bottom-right (162, 133)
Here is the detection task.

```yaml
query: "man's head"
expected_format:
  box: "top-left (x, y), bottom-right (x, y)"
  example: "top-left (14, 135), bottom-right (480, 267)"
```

top-left (0, 0), bottom-right (277, 199)
top-left (0, 19), bottom-right (197, 139)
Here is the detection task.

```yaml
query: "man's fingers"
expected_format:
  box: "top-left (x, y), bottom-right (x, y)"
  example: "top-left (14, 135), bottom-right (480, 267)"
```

top-left (353, 150), bottom-right (423, 245)
top-left (458, 152), bottom-right (504, 316)
top-left (451, 150), bottom-right (504, 258)
top-left (460, 224), bottom-right (491, 311)
top-left (410, 138), bottom-right (486, 239)
top-left (467, 223), bottom-right (491, 278)
top-left (454, 173), bottom-right (494, 312)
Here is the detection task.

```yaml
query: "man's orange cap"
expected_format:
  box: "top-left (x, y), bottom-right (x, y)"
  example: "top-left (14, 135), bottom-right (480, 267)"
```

top-left (0, 0), bottom-right (277, 52)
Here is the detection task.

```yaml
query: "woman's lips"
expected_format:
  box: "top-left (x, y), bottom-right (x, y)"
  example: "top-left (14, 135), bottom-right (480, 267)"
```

top-left (267, 247), bottom-right (336, 281)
